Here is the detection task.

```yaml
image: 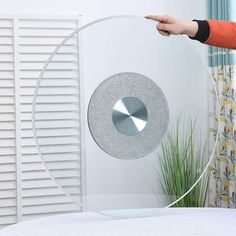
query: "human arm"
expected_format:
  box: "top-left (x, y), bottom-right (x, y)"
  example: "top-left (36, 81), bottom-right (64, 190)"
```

top-left (145, 15), bottom-right (236, 49)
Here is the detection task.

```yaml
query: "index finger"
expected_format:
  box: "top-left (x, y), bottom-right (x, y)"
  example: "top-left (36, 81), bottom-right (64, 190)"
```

top-left (145, 15), bottom-right (168, 23)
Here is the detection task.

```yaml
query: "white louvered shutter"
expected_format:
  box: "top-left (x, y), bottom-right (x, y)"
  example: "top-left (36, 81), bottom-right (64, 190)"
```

top-left (0, 18), bottom-right (17, 228)
top-left (0, 15), bottom-right (83, 228)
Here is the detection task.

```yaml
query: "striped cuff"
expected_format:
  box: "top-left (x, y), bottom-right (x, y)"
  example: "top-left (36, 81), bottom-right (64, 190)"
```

top-left (189, 20), bottom-right (210, 43)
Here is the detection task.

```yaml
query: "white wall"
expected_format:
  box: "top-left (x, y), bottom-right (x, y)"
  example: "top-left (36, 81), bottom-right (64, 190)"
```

top-left (0, 0), bottom-right (206, 23)
top-left (0, 0), bottom-right (208, 62)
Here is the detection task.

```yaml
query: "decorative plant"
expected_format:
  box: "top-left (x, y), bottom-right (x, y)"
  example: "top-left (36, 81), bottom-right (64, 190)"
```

top-left (159, 116), bottom-right (209, 207)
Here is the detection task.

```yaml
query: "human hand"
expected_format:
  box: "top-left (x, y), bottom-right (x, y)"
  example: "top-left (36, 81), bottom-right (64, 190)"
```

top-left (145, 15), bottom-right (198, 37)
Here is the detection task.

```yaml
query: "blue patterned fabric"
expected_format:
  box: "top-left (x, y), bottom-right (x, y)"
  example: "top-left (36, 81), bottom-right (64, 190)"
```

top-left (207, 0), bottom-right (236, 208)
top-left (207, 0), bottom-right (236, 66)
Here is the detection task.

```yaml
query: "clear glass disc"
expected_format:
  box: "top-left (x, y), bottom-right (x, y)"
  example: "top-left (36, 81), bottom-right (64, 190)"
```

top-left (33, 16), bottom-right (219, 218)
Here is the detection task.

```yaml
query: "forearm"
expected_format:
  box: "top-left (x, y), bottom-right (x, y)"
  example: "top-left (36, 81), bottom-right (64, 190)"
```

top-left (190, 20), bottom-right (236, 49)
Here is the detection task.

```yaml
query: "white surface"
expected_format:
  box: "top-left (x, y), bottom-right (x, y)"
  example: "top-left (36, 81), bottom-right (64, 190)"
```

top-left (1, 208), bottom-right (236, 236)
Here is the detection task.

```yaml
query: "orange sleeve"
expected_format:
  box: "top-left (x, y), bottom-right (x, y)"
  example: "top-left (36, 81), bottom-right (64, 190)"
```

top-left (205, 20), bottom-right (236, 49)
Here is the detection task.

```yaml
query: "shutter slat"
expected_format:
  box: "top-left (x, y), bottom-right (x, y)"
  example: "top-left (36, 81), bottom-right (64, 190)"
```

top-left (0, 71), bottom-right (14, 79)
top-left (0, 62), bottom-right (14, 71)
top-left (0, 215), bottom-right (17, 226)
top-left (0, 207), bottom-right (16, 216)
top-left (21, 95), bottom-right (79, 106)
top-left (31, 128), bottom-right (79, 137)
top-left (0, 172), bottom-right (16, 181)
top-left (0, 181), bottom-right (16, 190)
top-left (19, 37), bottom-right (77, 45)
top-left (31, 111), bottom-right (79, 120)
top-left (22, 161), bottom-right (80, 172)
top-left (22, 195), bottom-right (74, 206)
top-left (22, 203), bottom-right (81, 215)
top-left (0, 37), bottom-right (14, 45)
top-left (22, 170), bottom-right (80, 180)
top-left (0, 190), bottom-right (16, 199)
top-left (19, 20), bottom-right (77, 29)
top-left (0, 163), bottom-right (16, 172)
top-left (22, 186), bottom-right (79, 198)
top-left (0, 114), bottom-right (15, 122)
top-left (0, 53), bottom-right (14, 62)
top-left (20, 70), bottom-right (78, 79)
top-left (22, 178), bottom-right (80, 189)
top-left (0, 198), bottom-right (16, 207)
top-left (0, 20), bottom-right (13, 28)
top-left (21, 78), bottom-right (78, 87)
top-left (22, 136), bottom-right (79, 146)
top-left (0, 130), bottom-right (15, 139)
top-left (19, 53), bottom-right (77, 62)
top-left (19, 28), bottom-right (74, 37)
top-left (0, 44), bottom-right (14, 52)
top-left (0, 122), bottom-right (15, 130)
top-left (0, 88), bottom-right (14, 96)
top-left (0, 156), bottom-right (15, 164)
top-left (21, 153), bottom-right (79, 163)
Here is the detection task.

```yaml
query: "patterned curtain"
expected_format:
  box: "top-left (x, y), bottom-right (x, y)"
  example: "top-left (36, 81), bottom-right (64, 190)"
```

top-left (208, 0), bottom-right (236, 208)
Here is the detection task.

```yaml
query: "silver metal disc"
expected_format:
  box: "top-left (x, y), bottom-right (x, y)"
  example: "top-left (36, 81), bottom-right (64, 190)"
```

top-left (112, 97), bottom-right (148, 136)
top-left (87, 72), bottom-right (169, 160)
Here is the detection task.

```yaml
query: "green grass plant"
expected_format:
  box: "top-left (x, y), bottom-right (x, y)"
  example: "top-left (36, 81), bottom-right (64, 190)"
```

top-left (159, 116), bottom-right (209, 207)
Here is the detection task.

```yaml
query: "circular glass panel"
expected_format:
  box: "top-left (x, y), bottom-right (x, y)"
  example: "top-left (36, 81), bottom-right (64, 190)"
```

top-left (33, 16), bottom-right (219, 218)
